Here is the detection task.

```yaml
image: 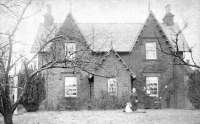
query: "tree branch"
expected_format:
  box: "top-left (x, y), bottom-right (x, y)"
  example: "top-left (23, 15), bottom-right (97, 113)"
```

top-left (6, 0), bottom-right (33, 73)
top-left (154, 30), bottom-right (200, 69)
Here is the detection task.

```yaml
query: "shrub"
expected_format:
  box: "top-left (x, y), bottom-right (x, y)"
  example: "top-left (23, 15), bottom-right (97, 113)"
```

top-left (18, 70), bottom-right (46, 112)
top-left (57, 97), bottom-right (82, 110)
top-left (188, 70), bottom-right (200, 109)
top-left (92, 90), bottom-right (129, 110)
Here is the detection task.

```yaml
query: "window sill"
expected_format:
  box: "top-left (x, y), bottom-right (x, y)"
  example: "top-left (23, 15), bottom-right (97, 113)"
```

top-left (149, 95), bottom-right (159, 97)
top-left (144, 59), bottom-right (160, 62)
top-left (64, 96), bottom-right (78, 99)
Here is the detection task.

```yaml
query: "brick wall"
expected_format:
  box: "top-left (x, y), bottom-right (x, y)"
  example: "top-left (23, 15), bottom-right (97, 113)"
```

top-left (39, 25), bottom-right (92, 109)
top-left (37, 13), bottom-right (192, 109)
top-left (94, 52), bottom-right (132, 98)
top-left (120, 13), bottom-right (192, 108)
top-left (45, 68), bottom-right (90, 110)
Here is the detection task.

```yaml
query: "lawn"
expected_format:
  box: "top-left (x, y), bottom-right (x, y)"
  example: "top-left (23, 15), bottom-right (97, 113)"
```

top-left (0, 109), bottom-right (200, 124)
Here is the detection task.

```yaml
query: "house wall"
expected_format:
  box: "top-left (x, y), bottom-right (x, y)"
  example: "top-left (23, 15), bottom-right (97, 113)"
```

top-left (45, 68), bottom-right (90, 110)
top-left (120, 14), bottom-right (191, 108)
top-left (94, 53), bottom-right (132, 99)
top-left (37, 13), bottom-right (192, 109)
top-left (174, 65), bottom-right (193, 109)
top-left (38, 26), bottom-right (92, 110)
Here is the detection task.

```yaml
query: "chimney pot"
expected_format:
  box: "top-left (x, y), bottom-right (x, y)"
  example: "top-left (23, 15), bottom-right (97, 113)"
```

top-left (44, 4), bottom-right (54, 27)
top-left (163, 4), bottom-right (174, 26)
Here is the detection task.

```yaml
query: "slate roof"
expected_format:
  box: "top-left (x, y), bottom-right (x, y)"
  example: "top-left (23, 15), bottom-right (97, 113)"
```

top-left (31, 13), bottom-right (190, 53)
top-left (77, 23), bottom-right (143, 52)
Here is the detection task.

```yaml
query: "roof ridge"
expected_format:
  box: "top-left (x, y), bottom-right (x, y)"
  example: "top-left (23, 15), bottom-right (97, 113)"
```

top-left (39, 21), bottom-right (181, 25)
top-left (77, 22), bottom-right (144, 24)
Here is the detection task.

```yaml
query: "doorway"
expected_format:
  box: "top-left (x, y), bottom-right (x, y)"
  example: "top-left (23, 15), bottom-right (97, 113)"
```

top-left (88, 75), bottom-right (94, 100)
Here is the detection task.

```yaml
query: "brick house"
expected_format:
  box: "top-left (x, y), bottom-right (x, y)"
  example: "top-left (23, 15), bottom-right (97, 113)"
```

top-left (31, 7), bottom-right (193, 110)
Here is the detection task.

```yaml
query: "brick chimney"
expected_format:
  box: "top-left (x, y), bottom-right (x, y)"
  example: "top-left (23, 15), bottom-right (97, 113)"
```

top-left (163, 4), bottom-right (174, 26)
top-left (43, 4), bottom-right (54, 27)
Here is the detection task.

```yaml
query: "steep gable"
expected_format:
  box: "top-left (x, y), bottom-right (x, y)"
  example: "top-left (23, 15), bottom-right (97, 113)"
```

top-left (120, 12), bottom-right (176, 75)
top-left (140, 12), bottom-right (161, 38)
top-left (138, 12), bottom-right (189, 52)
top-left (96, 49), bottom-right (136, 78)
top-left (57, 13), bottom-right (84, 41)
top-left (31, 12), bottom-right (189, 53)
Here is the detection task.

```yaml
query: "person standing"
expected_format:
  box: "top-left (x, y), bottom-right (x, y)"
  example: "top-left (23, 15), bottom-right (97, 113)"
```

top-left (130, 88), bottom-right (138, 111)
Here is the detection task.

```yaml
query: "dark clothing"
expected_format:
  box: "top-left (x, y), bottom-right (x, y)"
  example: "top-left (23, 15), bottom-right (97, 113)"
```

top-left (130, 93), bottom-right (138, 111)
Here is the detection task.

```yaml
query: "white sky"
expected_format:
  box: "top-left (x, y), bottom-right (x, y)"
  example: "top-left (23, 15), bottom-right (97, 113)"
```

top-left (7, 0), bottom-right (200, 63)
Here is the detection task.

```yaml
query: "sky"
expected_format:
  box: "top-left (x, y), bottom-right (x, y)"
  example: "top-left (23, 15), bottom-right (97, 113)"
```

top-left (2, 0), bottom-right (200, 63)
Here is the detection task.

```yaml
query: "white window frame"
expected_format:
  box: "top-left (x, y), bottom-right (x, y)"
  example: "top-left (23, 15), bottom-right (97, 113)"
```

top-left (64, 77), bottom-right (77, 97)
top-left (145, 42), bottom-right (157, 60)
top-left (107, 78), bottom-right (117, 96)
top-left (146, 76), bottom-right (158, 97)
top-left (65, 42), bottom-right (76, 60)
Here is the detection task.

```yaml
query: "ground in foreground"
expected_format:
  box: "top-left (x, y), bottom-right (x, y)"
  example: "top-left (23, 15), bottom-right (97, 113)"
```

top-left (0, 109), bottom-right (200, 124)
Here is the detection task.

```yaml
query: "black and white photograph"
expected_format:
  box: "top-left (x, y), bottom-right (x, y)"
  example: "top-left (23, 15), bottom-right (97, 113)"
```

top-left (0, 0), bottom-right (200, 124)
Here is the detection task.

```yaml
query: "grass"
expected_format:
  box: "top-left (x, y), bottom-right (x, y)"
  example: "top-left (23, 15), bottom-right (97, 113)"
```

top-left (0, 109), bottom-right (200, 124)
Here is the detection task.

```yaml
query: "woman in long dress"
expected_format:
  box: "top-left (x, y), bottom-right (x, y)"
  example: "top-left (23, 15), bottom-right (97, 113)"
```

top-left (130, 88), bottom-right (138, 111)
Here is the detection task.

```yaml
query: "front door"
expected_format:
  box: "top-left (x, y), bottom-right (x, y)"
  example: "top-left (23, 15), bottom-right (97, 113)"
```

top-left (88, 76), bottom-right (94, 100)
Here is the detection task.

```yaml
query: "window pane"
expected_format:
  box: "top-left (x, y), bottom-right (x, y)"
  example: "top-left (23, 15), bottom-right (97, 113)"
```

top-left (108, 78), bottom-right (117, 96)
top-left (65, 77), bottom-right (77, 97)
top-left (65, 43), bottom-right (76, 59)
top-left (146, 77), bottom-right (158, 97)
top-left (146, 42), bottom-right (157, 59)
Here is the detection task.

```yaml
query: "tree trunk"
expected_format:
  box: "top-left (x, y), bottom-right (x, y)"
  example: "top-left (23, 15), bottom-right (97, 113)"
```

top-left (3, 113), bottom-right (13, 124)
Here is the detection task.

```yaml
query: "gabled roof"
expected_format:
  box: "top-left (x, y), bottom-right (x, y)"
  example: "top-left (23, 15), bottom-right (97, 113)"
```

top-left (145, 12), bottom-right (189, 52)
top-left (97, 49), bottom-right (136, 78)
top-left (57, 13), bottom-right (84, 41)
top-left (77, 23), bottom-right (143, 52)
top-left (31, 12), bottom-right (190, 53)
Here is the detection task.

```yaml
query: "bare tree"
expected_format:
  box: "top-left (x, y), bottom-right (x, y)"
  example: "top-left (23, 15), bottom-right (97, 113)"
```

top-left (152, 23), bottom-right (200, 108)
top-left (155, 23), bottom-right (200, 69)
top-left (0, 1), bottom-right (37, 123)
top-left (0, 1), bottom-right (109, 123)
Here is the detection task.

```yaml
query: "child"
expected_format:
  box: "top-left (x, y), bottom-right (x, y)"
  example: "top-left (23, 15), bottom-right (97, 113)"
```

top-left (124, 102), bottom-right (133, 113)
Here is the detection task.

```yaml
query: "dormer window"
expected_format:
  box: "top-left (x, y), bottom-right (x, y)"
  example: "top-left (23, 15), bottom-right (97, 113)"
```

top-left (145, 42), bottom-right (157, 60)
top-left (65, 43), bottom-right (76, 59)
